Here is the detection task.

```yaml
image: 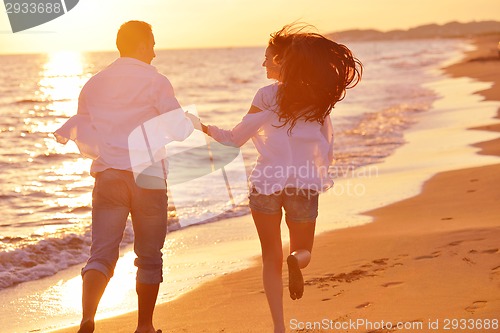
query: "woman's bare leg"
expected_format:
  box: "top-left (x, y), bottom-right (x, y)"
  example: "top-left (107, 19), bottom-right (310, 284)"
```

top-left (286, 219), bottom-right (316, 300)
top-left (252, 209), bottom-right (285, 333)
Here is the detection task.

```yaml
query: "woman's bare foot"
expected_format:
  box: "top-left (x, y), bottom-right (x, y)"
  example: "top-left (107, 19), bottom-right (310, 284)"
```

top-left (287, 254), bottom-right (304, 300)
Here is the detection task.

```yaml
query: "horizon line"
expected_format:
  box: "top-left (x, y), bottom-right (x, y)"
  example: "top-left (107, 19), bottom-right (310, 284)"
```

top-left (0, 43), bottom-right (269, 56)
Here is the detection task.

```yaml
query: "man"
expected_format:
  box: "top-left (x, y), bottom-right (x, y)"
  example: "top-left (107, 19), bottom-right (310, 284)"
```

top-left (55, 21), bottom-right (194, 333)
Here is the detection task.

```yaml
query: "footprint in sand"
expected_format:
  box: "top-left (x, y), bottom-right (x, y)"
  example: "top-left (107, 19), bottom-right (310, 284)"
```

top-left (482, 248), bottom-right (499, 254)
top-left (462, 257), bottom-right (476, 265)
top-left (372, 259), bottom-right (389, 272)
top-left (356, 302), bottom-right (372, 309)
top-left (444, 238), bottom-right (486, 248)
top-left (372, 258), bottom-right (389, 265)
top-left (465, 301), bottom-right (487, 313)
top-left (415, 255), bottom-right (436, 260)
top-left (381, 281), bottom-right (404, 288)
top-left (490, 266), bottom-right (500, 280)
top-left (391, 255), bottom-right (408, 267)
top-left (306, 269), bottom-right (371, 288)
top-left (415, 251), bottom-right (440, 260)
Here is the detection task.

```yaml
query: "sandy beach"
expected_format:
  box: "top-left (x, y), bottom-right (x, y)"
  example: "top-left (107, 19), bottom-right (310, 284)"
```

top-left (53, 36), bottom-right (500, 333)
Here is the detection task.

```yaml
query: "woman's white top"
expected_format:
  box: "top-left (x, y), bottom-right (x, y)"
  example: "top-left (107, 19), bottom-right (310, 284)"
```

top-left (207, 83), bottom-right (334, 195)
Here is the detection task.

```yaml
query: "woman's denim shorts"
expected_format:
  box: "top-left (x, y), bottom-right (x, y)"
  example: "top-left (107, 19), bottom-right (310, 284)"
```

top-left (248, 187), bottom-right (319, 223)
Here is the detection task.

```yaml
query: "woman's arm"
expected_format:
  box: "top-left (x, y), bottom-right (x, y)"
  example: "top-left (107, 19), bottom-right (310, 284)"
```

top-left (320, 115), bottom-right (334, 164)
top-left (203, 105), bottom-right (269, 147)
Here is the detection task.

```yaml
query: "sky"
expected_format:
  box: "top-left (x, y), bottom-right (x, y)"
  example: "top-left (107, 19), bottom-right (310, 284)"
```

top-left (1, 0), bottom-right (500, 54)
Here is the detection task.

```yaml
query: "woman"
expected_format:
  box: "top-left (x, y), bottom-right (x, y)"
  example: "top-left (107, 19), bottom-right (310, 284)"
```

top-left (192, 24), bottom-right (362, 332)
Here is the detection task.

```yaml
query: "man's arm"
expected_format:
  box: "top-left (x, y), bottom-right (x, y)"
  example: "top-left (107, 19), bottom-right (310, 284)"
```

top-left (154, 75), bottom-right (194, 141)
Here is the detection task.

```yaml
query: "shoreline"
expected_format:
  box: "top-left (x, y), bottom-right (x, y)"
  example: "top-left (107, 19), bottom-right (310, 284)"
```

top-left (52, 35), bottom-right (500, 333)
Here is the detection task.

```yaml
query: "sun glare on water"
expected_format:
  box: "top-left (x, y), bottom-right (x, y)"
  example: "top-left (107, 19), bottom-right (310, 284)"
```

top-left (34, 51), bottom-right (90, 154)
top-left (39, 51), bottom-right (87, 105)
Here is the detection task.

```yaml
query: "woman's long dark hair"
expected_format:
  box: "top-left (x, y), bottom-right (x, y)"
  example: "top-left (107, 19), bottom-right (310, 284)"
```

top-left (269, 24), bottom-right (363, 133)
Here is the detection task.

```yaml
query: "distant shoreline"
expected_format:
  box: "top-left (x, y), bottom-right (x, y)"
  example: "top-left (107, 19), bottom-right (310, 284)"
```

top-left (329, 20), bottom-right (500, 42)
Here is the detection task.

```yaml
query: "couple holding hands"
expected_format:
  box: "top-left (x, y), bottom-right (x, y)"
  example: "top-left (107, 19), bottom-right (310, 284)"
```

top-left (56, 20), bottom-right (362, 333)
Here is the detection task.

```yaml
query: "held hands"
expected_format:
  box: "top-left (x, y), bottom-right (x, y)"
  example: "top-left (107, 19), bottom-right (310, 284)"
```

top-left (185, 111), bottom-right (209, 134)
top-left (185, 111), bottom-right (202, 131)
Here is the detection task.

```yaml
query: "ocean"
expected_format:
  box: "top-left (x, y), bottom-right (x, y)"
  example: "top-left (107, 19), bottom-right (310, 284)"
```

top-left (0, 38), bottom-right (472, 332)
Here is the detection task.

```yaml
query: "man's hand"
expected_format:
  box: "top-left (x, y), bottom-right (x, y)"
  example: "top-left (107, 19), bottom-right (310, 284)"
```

top-left (185, 111), bottom-right (202, 131)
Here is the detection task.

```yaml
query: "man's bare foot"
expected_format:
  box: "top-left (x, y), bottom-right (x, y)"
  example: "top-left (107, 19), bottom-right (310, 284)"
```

top-left (77, 320), bottom-right (94, 333)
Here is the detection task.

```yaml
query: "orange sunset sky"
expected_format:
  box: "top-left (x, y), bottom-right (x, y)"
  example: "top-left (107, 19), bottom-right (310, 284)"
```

top-left (1, 0), bottom-right (500, 54)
